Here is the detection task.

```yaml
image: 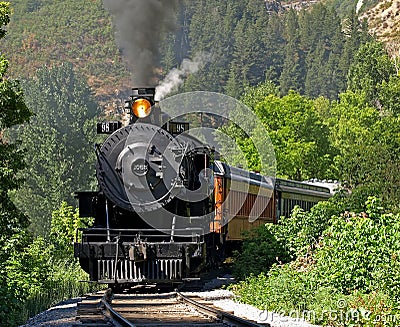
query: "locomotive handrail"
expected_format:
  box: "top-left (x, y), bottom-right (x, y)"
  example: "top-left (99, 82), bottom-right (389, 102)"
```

top-left (76, 227), bottom-right (205, 243)
top-left (77, 227), bottom-right (205, 233)
top-left (79, 234), bottom-right (203, 240)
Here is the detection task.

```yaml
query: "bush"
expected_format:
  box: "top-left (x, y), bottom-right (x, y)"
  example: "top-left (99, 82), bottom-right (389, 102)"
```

top-left (233, 227), bottom-right (290, 279)
top-left (233, 198), bottom-right (342, 278)
top-left (268, 199), bottom-right (342, 257)
top-left (231, 197), bottom-right (400, 326)
top-left (22, 260), bottom-right (99, 321)
top-left (315, 197), bottom-right (400, 299)
top-left (231, 263), bottom-right (399, 326)
top-left (50, 202), bottom-right (93, 261)
top-left (1, 202), bottom-right (98, 326)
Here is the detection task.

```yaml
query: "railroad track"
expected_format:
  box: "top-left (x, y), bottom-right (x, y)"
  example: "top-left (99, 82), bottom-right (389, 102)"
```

top-left (74, 289), bottom-right (268, 327)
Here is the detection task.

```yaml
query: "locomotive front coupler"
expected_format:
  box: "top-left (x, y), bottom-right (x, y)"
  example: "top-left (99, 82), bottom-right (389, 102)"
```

top-left (129, 242), bottom-right (147, 262)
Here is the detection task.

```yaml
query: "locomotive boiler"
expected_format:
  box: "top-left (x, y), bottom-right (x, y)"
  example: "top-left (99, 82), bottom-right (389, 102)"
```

top-left (74, 87), bottom-right (332, 286)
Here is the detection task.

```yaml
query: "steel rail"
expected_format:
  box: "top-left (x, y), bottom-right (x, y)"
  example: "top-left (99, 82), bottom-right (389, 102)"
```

top-left (175, 291), bottom-right (268, 327)
top-left (101, 297), bottom-right (137, 327)
top-left (99, 290), bottom-right (268, 327)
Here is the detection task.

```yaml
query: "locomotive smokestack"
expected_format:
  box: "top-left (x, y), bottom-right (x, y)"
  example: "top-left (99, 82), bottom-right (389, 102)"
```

top-left (103, 0), bottom-right (179, 86)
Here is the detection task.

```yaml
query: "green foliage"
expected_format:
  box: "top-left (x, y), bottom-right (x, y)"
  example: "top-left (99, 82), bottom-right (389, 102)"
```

top-left (0, 1), bottom-right (10, 38)
top-left (252, 91), bottom-right (335, 180)
top-left (240, 81), bottom-right (279, 109)
top-left (347, 41), bottom-right (396, 105)
top-left (1, 0), bottom-right (370, 101)
top-left (233, 227), bottom-right (290, 280)
top-left (186, 1), bottom-right (365, 98)
top-left (233, 199), bottom-right (342, 279)
top-left (301, 4), bottom-right (346, 99)
top-left (279, 8), bottom-right (305, 95)
top-left (272, 199), bottom-right (343, 256)
top-left (22, 259), bottom-right (98, 322)
top-left (0, 72), bottom-right (31, 130)
top-left (6, 234), bottom-right (52, 299)
top-left (12, 63), bottom-right (98, 236)
top-left (378, 75), bottom-right (400, 115)
top-left (50, 202), bottom-right (93, 260)
top-left (315, 197), bottom-right (400, 298)
top-left (1, 202), bottom-right (97, 326)
top-left (328, 89), bottom-right (400, 209)
top-left (231, 270), bottom-right (399, 326)
top-left (0, 4), bottom-right (34, 324)
top-left (222, 87), bottom-right (336, 179)
top-left (232, 197), bottom-right (400, 326)
top-left (231, 267), bottom-right (323, 313)
top-left (0, 7), bottom-right (99, 318)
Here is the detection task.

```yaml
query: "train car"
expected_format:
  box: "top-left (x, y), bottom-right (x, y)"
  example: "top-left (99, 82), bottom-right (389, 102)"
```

top-left (74, 87), bottom-right (331, 286)
top-left (211, 163), bottom-right (331, 246)
top-left (275, 178), bottom-right (332, 218)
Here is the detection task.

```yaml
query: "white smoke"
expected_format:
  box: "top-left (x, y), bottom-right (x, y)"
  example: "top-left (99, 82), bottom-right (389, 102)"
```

top-left (155, 53), bottom-right (210, 101)
top-left (356, 0), bottom-right (363, 13)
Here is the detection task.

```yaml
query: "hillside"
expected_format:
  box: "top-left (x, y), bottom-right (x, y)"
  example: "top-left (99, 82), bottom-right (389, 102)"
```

top-left (360, 0), bottom-right (400, 54)
top-left (282, 0), bottom-right (400, 54)
top-left (281, 0), bottom-right (375, 13)
top-left (1, 0), bottom-right (399, 105)
top-left (2, 0), bottom-right (131, 100)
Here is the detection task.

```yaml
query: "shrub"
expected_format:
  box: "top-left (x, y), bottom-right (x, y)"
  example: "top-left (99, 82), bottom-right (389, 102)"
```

top-left (315, 197), bottom-right (400, 299)
top-left (233, 198), bottom-right (342, 278)
top-left (231, 197), bottom-right (400, 326)
top-left (233, 227), bottom-right (290, 279)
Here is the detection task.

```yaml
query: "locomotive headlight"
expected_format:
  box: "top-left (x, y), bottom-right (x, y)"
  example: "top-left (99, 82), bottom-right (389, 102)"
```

top-left (132, 98), bottom-right (152, 118)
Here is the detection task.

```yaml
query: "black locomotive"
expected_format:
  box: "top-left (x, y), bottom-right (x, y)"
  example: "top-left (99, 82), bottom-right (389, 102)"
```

top-left (74, 87), bottom-right (331, 286)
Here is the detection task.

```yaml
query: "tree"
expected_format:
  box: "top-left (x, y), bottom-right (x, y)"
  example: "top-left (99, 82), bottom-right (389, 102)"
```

top-left (0, 2), bottom-right (32, 242)
top-left (304, 40), bottom-right (330, 98)
top-left (300, 4), bottom-right (346, 99)
top-left (240, 87), bottom-right (335, 180)
top-left (378, 75), bottom-right (400, 115)
top-left (347, 41), bottom-right (396, 106)
top-left (227, 1), bottom-right (275, 94)
top-left (329, 90), bottom-right (400, 209)
top-left (13, 63), bottom-right (98, 236)
top-left (0, 2), bottom-right (33, 324)
top-left (241, 81), bottom-right (279, 109)
top-left (263, 13), bottom-right (285, 84)
top-left (50, 202), bottom-right (93, 261)
top-left (338, 12), bottom-right (372, 91)
top-left (279, 9), bottom-right (305, 95)
top-left (184, 0), bottom-right (238, 93)
top-left (258, 92), bottom-right (335, 180)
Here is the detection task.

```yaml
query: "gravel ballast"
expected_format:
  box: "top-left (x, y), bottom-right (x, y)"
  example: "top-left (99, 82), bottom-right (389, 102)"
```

top-left (19, 298), bottom-right (81, 327)
top-left (21, 277), bottom-right (318, 327)
top-left (184, 289), bottom-right (319, 327)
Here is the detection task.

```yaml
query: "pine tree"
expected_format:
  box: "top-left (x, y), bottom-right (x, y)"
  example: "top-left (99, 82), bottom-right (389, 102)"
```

top-left (279, 9), bottom-right (305, 95)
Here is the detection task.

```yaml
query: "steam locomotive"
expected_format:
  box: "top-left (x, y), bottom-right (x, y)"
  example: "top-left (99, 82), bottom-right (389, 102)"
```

top-left (74, 88), bottom-right (331, 286)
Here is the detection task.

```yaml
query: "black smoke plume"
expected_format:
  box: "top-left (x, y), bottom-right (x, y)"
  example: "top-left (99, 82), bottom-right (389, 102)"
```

top-left (103, 0), bottom-right (179, 86)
